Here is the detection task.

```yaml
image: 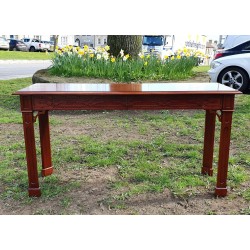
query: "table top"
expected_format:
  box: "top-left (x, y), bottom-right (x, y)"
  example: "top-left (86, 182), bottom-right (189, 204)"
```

top-left (14, 82), bottom-right (241, 95)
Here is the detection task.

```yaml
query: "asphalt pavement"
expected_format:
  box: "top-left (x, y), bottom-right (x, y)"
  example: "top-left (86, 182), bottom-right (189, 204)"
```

top-left (0, 60), bottom-right (52, 80)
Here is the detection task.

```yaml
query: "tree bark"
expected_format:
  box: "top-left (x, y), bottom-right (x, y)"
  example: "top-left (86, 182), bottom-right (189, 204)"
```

top-left (53, 35), bottom-right (59, 52)
top-left (107, 35), bottom-right (142, 58)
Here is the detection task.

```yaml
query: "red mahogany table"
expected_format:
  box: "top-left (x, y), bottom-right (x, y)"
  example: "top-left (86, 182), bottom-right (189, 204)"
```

top-left (14, 82), bottom-right (241, 197)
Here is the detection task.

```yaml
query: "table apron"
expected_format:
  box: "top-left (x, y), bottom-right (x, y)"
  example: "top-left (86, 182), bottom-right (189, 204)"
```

top-left (23, 94), bottom-right (227, 111)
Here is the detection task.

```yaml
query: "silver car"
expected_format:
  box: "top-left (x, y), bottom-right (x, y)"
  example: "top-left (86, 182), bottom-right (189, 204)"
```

top-left (208, 53), bottom-right (250, 93)
top-left (0, 36), bottom-right (9, 50)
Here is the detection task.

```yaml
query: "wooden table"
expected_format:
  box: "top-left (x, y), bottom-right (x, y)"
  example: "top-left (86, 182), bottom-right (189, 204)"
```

top-left (14, 82), bottom-right (241, 197)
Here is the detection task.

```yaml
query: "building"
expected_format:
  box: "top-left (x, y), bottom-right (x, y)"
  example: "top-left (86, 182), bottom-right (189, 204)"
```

top-left (205, 39), bottom-right (218, 65)
top-left (2, 35), bottom-right (108, 48)
top-left (74, 35), bottom-right (107, 48)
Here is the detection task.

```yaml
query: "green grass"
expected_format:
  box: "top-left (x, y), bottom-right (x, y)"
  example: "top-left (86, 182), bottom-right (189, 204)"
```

top-left (192, 65), bottom-right (210, 73)
top-left (0, 77), bottom-right (250, 210)
top-left (0, 78), bottom-right (32, 123)
top-left (0, 50), bottom-right (53, 60)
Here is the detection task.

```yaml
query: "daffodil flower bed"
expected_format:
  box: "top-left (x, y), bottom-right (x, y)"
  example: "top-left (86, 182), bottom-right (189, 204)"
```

top-left (48, 45), bottom-right (204, 82)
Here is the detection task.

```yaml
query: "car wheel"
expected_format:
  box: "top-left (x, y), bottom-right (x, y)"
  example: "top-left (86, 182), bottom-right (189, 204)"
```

top-left (29, 46), bottom-right (35, 52)
top-left (218, 67), bottom-right (249, 92)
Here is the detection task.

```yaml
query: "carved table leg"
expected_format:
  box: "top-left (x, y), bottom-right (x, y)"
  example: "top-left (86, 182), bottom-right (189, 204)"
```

top-left (202, 110), bottom-right (216, 176)
top-left (22, 112), bottom-right (41, 197)
top-left (215, 110), bottom-right (233, 197)
top-left (38, 110), bottom-right (53, 177)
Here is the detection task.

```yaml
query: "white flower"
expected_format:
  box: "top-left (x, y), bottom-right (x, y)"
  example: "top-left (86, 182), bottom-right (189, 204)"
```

top-left (97, 54), bottom-right (102, 60)
top-left (120, 49), bottom-right (124, 57)
top-left (102, 51), bottom-right (109, 61)
top-left (123, 56), bottom-right (127, 61)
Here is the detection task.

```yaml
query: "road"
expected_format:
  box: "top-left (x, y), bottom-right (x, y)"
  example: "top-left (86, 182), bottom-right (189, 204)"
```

top-left (0, 60), bottom-right (52, 80)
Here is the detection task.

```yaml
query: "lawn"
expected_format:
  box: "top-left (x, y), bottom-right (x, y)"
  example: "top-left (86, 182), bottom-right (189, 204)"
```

top-left (193, 65), bottom-right (210, 72)
top-left (0, 51), bottom-right (53, 60)
top-left (0, 77), bottom-right (250, 214)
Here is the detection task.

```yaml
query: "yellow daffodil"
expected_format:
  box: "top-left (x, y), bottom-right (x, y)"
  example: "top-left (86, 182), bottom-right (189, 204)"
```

top-left (146, 55), bottom-right (150, 59)
top-left (177, 55), bottom-right (181, 59)
top-left (105, 45), bottom-right (110, 51)
top-left (78, 50), bottom-right (84, 56)
top-left (125, 54), bottom-right (129, 59)
top-left (138, 52), bottom-right (144, 59)
top-left (171, 56), bottom-right (175, 60)
top-left (89, 53), bottom-right (94, 58)
top-left (56, 50), bottom-right (62, 55)
top-left (96, 47), bottom-right (102, 53)
top-left (144, 61), bottom-right (148, 66)
top-left (84, 45), bottom-right (89, 52)
top-left (164, 55), bottom-right (169, 59)
top-left (111, 57), bottom-right (116, 63)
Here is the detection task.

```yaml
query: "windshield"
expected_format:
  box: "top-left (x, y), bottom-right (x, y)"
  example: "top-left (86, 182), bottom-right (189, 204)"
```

top-left (143, 36), bottom-right (164, 46)
top-left (0, 37), bottom-right (7, 42)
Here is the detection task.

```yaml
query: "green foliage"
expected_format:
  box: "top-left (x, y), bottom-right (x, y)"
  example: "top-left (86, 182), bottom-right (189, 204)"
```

top-left (48, 46), bottom-right (198, 82)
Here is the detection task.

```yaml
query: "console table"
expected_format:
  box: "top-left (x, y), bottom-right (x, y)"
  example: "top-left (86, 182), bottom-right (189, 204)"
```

top-left (14, 83), bottom-right (241, 197)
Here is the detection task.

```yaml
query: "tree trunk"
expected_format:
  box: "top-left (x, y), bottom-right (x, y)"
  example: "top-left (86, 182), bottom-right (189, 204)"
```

top-left (53, 35), bottom-right (59, 52)
top-left (107, 35), bottom-right (142, 58)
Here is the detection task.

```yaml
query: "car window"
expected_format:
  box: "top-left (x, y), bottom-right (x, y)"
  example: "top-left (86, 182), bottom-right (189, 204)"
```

top-left (241, 41), bottom-right (250, 51)
top-left (233, 41), bottom-right (250, 51)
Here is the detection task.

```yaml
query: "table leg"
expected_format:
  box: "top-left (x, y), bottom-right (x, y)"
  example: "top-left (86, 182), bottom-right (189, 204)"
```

top-left (22, 112), bottom-right (41, 197)
top-left (215, 110), bottom-right (233, 197)
top-left (38, 110), bottom-right (53, 177)
top-left (202, 110), bottom-right (216, 176)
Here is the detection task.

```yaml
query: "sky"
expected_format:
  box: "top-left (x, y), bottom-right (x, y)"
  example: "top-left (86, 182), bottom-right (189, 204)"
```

top-left (1, 1), bottom-right (248, 36)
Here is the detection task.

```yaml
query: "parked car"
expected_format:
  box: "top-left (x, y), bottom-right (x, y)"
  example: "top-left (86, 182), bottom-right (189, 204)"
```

top-left (214, 40), bottom-right (250, 60)
top-left (0, 36), bottom-right (9, 50)
top-left (40, 41), bottom-right (51, 51)
top-left (208, 53), bottom-right (250, 93)
top-left (21, 38), bottom-right (46, 52)
top-left (46, 41), bottom-right (55, 52)
top-left (9, 39), bottom-right (28, 51)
